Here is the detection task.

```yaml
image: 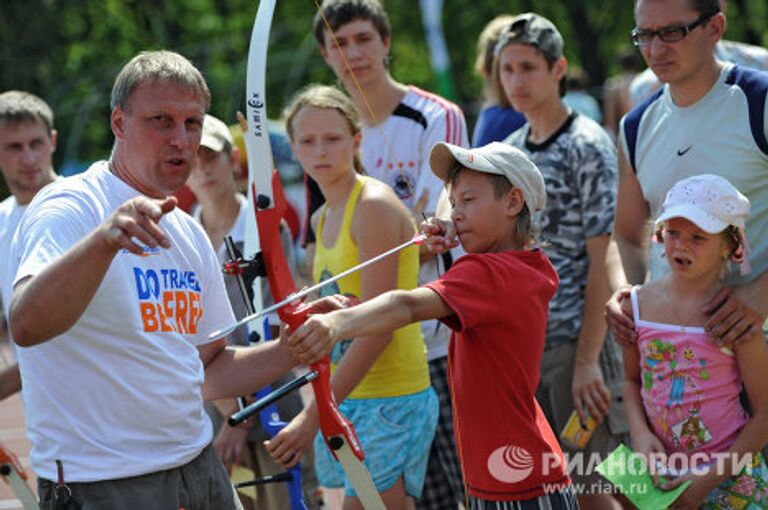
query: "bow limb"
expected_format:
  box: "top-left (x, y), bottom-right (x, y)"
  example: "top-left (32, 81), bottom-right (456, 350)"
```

top-left (240, 1), bottom-right (306, 508)
top-left (244, 1), bottom-right (384, 507)
top-left (0, 443), bottom-right (38, 509)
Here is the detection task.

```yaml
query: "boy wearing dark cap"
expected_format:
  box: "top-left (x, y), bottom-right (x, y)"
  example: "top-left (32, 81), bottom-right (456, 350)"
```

top-left (494, 13), bottom-right (627, 508)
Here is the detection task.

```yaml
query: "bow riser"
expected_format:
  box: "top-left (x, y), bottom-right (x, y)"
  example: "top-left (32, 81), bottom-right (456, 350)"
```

top-left (244, 1), bottom-right (384, 506)
top-left (241, 1), bottom-right (307, 508)
top-left (253, 179), bottom-right (366, 463)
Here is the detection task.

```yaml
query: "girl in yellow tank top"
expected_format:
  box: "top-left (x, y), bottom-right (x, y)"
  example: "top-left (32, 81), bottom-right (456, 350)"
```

top-left (265, 85), bottom-right (437, 507)
top-left (313, 174), bottom-right (428, 398)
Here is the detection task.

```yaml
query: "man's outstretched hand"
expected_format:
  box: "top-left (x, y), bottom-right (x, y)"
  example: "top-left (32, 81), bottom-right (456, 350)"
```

top-left (101, 196), bottom-right (177, 255)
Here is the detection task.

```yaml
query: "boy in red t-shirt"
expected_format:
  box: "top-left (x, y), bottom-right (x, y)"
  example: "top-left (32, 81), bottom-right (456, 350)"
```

top-left (286, 141), bottom-right (576, 508)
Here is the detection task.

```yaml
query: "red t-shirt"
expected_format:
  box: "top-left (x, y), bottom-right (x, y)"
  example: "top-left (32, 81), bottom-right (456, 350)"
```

top-left (425, 250), bottom-right (570, 500)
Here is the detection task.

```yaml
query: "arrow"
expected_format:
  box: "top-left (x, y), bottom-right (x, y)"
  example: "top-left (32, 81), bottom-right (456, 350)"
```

top-left (210, 234), bottom-right (425, 340)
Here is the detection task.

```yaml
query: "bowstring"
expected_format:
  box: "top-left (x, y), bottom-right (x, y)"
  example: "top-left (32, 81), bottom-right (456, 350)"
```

top-left (314, 3), bottom-right (462, 500)
top-left (313, 0), bottom-right (416, 203)
top-left (313, 0), bottom-right (446, 278)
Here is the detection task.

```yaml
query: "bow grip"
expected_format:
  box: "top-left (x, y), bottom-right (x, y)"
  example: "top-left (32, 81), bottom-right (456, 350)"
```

top-left (278, 302), bottom-right (309, 330)
top-left (278, 302), bottom-right (365, 462)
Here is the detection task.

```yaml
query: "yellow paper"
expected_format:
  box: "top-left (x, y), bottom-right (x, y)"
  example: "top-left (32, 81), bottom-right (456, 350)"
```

top-left (560, 410), bottom-right (597, 449)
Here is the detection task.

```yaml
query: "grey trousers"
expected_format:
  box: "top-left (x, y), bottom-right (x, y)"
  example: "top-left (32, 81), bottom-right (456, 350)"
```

top-left (38, 444), bottom-right (241, 510)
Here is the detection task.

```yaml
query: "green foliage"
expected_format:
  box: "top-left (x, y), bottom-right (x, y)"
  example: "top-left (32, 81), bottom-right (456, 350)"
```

top-left (0, 0), bottom-right (766, 201)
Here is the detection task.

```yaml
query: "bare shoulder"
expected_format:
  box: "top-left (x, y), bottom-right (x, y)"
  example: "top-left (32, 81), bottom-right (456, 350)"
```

top-left (356, 179), bottom-right (411, 222)
top-left (633, 282), bottom-right (665, 319)
top-left (353, 178), bottom-right (414, 242)
top-left (358, 178), bottom-right (399, 205)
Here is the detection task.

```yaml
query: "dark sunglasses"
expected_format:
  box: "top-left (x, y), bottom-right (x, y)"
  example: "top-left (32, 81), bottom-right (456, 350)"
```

top-left (630, 11), bottom-right (717, 47)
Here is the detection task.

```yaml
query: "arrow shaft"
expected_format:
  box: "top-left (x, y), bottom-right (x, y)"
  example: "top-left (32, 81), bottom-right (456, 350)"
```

top-left (210, 234), bottom-right (424, 340)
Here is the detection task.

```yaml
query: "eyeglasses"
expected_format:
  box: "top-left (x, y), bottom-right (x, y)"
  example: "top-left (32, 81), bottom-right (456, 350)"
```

top-left (630, 11), bottom-right (716, 47)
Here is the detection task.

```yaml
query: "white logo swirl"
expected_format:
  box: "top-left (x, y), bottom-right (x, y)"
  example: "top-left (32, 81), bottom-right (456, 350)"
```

top-left (487, 445), bottom-right (534, 483)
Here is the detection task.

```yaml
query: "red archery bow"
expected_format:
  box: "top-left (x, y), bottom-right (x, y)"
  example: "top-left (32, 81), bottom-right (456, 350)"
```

top-left (241, 1), bottom-right (383, 506)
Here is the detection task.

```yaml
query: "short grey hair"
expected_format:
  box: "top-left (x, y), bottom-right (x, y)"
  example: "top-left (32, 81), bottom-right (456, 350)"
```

top-left (0, 90), bottom-right (54, 134)
top-left (110, 50), bottom-right (211, 111)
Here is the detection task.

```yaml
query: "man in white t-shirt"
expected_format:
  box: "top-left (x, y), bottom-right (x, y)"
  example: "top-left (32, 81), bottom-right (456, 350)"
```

top-left (5, 51), bottom-right (298, 509)
top-left (0, 91), bottom-right (58, 402)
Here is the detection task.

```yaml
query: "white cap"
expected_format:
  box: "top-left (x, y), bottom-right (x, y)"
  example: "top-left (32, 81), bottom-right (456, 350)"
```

top-left (656, 174), bottom-right (751, 275)
top-left (655, 174), bottom-right (750, 233)
top-left (429, 141), bottom-right (546, 213)
top-left (200, 114), bottom-right (234, 152)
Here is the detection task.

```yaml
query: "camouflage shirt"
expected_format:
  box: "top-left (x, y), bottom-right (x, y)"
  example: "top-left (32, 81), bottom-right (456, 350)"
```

top-left (504, 113), bottom-right (617, 347)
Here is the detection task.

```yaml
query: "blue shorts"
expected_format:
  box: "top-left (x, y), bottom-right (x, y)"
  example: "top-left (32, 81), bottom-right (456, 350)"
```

top-left (314, 387), bottom-right (439, 498)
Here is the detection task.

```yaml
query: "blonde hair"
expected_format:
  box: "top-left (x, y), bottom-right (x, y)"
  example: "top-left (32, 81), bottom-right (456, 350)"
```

top-left (282, 84), bottom-right (365, 174)
top-left (111, 50), bottom-right (210, 111)
top-left (474, 15), bottom-right (516, 103)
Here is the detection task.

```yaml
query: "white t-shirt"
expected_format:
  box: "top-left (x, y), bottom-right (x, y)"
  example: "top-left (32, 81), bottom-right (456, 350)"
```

top-left (0, 196), bottom-right (25, 320)
top-left (361, 86), bottom-right (468, 360)
top-left (8, 161), bottom-right (234, 482)
top-left (0, 196), bottom-right (25, 362)
top-left (1, 178), bottom-right (60, 354)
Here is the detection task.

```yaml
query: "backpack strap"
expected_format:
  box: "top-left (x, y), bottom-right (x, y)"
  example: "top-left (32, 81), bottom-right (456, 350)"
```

top-left (725, 65), bottom-right (768, 156)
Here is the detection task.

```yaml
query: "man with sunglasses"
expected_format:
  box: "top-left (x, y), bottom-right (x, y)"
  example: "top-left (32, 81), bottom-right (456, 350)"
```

top-left (608, 0), bottom-right (768, 368)
top-left (628, 0), bottom-right (768, 105)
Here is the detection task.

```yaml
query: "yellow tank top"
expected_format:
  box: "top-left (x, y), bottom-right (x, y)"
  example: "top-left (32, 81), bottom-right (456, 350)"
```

top-left (313, 175), bottom-right (429, 399)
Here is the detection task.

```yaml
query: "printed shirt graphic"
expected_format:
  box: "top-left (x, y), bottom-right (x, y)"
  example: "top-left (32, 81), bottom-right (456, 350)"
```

top-left (505, 113), bottom-right (618, 347)
top-left (134, 265), bottom-right (204, 334)
top-left (7, 161), bottom-right (234, 482)
top-left (312, 175), bottom-right (428, 399)
top-left (630, 289), bottom-right (748, 459)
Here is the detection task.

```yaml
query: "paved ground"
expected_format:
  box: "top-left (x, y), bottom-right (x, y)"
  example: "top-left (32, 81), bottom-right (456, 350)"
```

top-left (0, 337), bottom-right (34, 510)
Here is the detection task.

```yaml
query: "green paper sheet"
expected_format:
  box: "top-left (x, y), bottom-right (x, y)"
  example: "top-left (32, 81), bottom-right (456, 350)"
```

top-left (595, 444), bottom-right (691, 510)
